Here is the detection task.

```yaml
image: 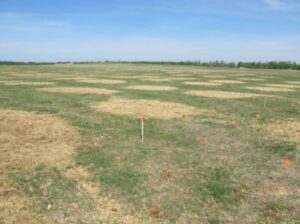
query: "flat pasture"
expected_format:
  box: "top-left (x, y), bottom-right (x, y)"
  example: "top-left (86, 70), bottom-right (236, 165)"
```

top-left (0, 63), bottom-right (299, 223)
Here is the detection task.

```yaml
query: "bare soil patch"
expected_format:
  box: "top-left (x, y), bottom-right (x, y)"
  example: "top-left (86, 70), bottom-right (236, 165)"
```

top-left (184, 81), bottom-right (221, 86)
top-left (92, 98), bottom-right (210, 119)
top-left (265, 120), bottom-right (300, 147)
top-left (246, 86), bottom-right (295, 92)
top-left (0, 81), bottom-right (54, 86)
top-left (39, 87), bottom-right (118, 95)
top-left (211, 80), bottom-right (245, 84)
top-left (77, 79), bottom-right (126, 84)
top-left (185, 90), bottom-right (262, 99)
top-left (127, 85), bottom-right (177, 91)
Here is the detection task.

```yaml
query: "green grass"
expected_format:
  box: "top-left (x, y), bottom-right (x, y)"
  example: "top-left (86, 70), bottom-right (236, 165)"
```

top-left (199, 167), bottom-right (237, 202)
top-left (9, 165), bottom-right (94, 214)
top-left (265, 142), bottom-right (297, 156)
top-left (1, 63), bottom-right (299, 223)
top-left (76, 149), bottom-right (143, 194)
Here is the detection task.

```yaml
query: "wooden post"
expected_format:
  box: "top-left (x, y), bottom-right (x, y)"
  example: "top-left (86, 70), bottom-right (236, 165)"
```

top-left (264, 96), bottom-right (267, 108)
top-left (141, 114), bottom-right (144, 143)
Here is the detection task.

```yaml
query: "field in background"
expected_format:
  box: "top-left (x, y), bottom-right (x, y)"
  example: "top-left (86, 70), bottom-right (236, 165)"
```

top-left (0, 63), bottom-right (299, 224)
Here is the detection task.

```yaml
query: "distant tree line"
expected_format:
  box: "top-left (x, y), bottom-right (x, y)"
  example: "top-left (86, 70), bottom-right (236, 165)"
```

top-left (131, 61), bottom-right (300, 70)
top-left (131, 61), bottom-right (237, 68)
top-left (74, 60), bottom-right (300, 70)
top-left (0, 61), bottom-right (56, 65)
top-left (237, 61), bottom-right (300, 70)
top-left (1, 60), bottom-right (300, 70)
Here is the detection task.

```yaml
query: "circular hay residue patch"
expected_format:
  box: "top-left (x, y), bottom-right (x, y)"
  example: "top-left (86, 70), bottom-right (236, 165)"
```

top-left (92, 98), bottom-right (209, 119)
top-left (140, 78), bottom-right (171, 82)
top-left (211, 80), bottom-right (245, 84)
top-left (77, 79), bottom-right (126, 84)
top-left (286, 81), bottom-right (300, 85)
top-left (259, 76), bottom-right (277, 79)
top-left (54, 77), bottom-right (89, 80)
top-left (246, 86), bottom-right (295, 92)
top-left (0, 110), bottom-right (80, 170)
top-left (126, 85), bottom-right (177, 91)
top-left (263, 84), bottom-right (300, 89)
top-left (185, 90), bottom-right (261, 99)
top-left (110, 76), bottom-right (138, 79)
top-left (171, 74), bottom-right (193, 77)
top-left (203, 75), bottom-right (226, 78)
top-left (168, 77), bottom-right (195, 81)
top-left (265, 120), bottom-right (300, 147)
top-left (238, 78), bottom-right (266, 81)
top-left (0, 81), bottom-right (54, 86)
top-left (184, 81), bottom-right (221, 86)
top-left (39, 87), bottom-right (118, 95)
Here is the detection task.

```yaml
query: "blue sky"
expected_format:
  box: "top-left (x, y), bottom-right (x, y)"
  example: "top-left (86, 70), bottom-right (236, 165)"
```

top-left (0, 0), bottom-right (300, 62)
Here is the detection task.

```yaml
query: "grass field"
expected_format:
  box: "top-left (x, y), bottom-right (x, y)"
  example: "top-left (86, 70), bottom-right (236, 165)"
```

top-left (0, 63), bottom-right (299, 223)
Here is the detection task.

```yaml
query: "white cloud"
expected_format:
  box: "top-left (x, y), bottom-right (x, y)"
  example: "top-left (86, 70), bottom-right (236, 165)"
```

top-left (1, 36), bottom-right (300, 62)
top-left (264, 0), bottom-right (287, 10)
top-left (0, 12), bottom-right (68, 31)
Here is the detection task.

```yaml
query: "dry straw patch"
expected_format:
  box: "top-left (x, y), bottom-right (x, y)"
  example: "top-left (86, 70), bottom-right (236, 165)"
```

top-left (258, 76), bottom-right (277, 79)
top-left (92, 98), bottom-right (210, 119)
top-left (168, 77), bottom-right (195, 81)
top-left (0, 81), bottom-right (54, 86)
top-left (110, 76), bottom-right (139, 79)
top-left (6, 72), bottom-right (63, 78)
top-left (255, 183), bottom-right (291, 199)
top-left (3, 72), bottom-right (37, 77)
top-left (127, 85), bottom-right (177, 91)
top-left (0, 110), bottom-right (80, 224)
top-left (140, 78), bottom-right (171, 82)
top-left (235, 73), bottom-right (258, 77)
top-left (286, 81), bottom-right (300, 85)
top-left (265, 120), bottom-right (300, 147)
top-left (77, 79), bottom-right (126, 84)
top-left (184, 81), bottom-right (222, 86)
top-left (203, 75), bottom-right (227, 78)
top-left (246, 86), bottom-right (295, 92)
top-left (211, 80), bottom-right (245, 84)
top-left (171, 74), bottom-right (193, 77)
top-left (64, 166), bottom-right (101, 195)
top-left (239, 78), bottom-right (266, 81)
top-left (185, 90), bottom-right (262, 99)
top-left (263, 84), bottom-right (300, 89)
top-left (0, 194), bottom-right (42, 224)
top-left (140, 77), bottom-right (194, 81)
top-left (53, 77), bottom-right (89, 80)
top-left (0, 110), bottom-right (80, 170)
top-left (39, 87), bottom-right (118, 95)
top-left (64, 166), bottom-right (146, 223)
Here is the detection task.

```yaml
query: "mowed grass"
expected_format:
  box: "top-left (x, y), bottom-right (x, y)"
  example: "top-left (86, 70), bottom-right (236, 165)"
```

top-left (0, 63), bottom-right (300, 223)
